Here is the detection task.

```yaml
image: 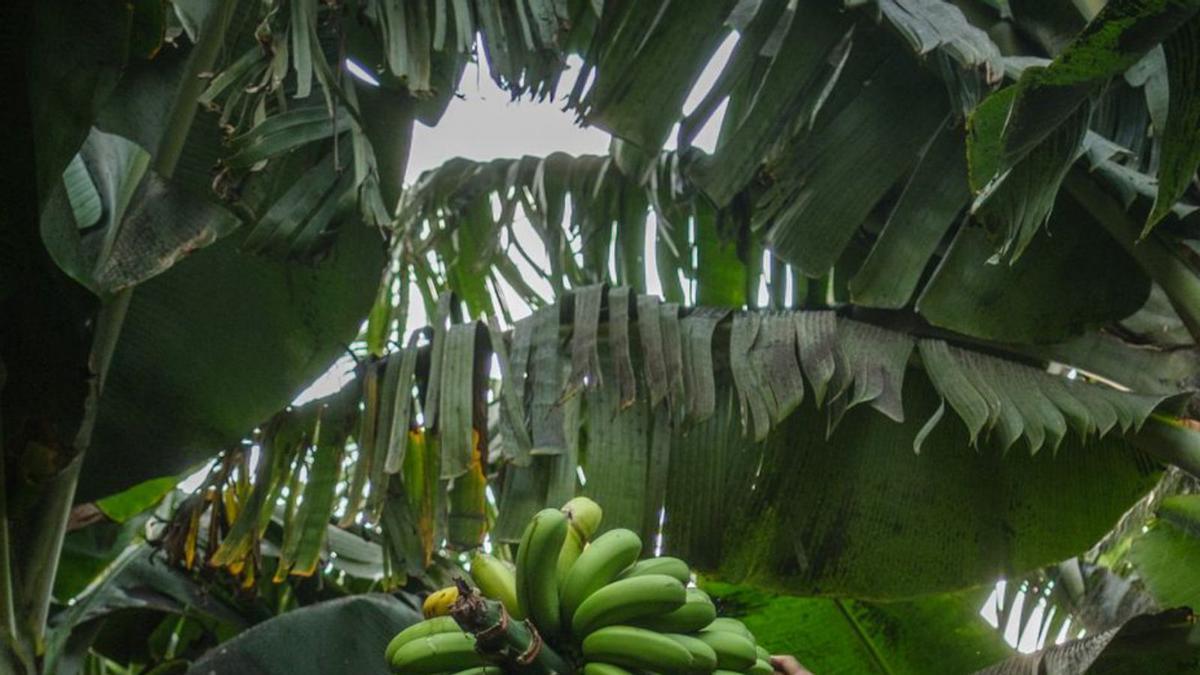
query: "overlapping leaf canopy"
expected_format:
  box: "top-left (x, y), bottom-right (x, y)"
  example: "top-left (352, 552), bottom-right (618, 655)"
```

top-left (187, 0), bottom-right (1198, 329)
top-left (178, 284), bottom-right (1186, 601)
top-left (37, 0), bottom-right (1200, 595)
top-left (19, 0), bottom-right (1192, 504)
top-left (6, 0), bottom-right (1200, 671)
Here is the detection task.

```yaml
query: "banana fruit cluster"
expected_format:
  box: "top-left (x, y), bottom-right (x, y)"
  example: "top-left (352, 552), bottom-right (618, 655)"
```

top-left (386, 497), bottom-right (773, 674)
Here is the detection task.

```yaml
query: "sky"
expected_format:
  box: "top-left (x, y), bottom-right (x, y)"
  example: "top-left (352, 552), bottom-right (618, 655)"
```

top-left (406, 57), bottom-right (611, 176)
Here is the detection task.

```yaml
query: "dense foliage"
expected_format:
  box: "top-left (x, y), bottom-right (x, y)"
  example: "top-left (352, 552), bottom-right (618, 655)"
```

top-left (4, 0), bottom-right (1200, 673)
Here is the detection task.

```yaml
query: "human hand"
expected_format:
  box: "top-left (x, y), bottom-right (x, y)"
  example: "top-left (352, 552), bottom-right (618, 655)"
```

top-left (770, 655), bottom-right (814, 674)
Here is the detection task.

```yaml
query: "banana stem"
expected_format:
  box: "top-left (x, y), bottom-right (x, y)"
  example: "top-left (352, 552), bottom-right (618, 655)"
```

top-left (450, 579), bottom-right (573, 674)
top-left (1129, 414), bottom-right (1200, 480)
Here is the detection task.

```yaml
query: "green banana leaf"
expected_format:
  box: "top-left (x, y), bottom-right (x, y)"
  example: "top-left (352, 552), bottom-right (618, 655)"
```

top-left (53, 474), bottom-right (177, 601)
top-left (487, 294), bottom-right (1171, 598)
top-left (1128, 495), bottom-right (1200, 609)
top-left (44, 545), bottom-right (250, 674)
top-left (703, 580), bottom-right (1012, 674)
top-left (80, 220), bottom-right (383, 501)
top-left (184, 594), bottom-right (421, 675)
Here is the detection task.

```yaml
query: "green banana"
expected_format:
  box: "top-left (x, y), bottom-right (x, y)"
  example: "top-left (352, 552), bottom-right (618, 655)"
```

top-left (449, 668), bottom-right (504, 675)
top-left (515, 508), bottom-right (569, 639)
top-left (619, 556), bottom-right (691, 583)
top-left (571, 574), bottom-right (687, 636)
top-left (556, 497), bottom-right (604, 584)
top-left (387, 631), bottom-right (487, 674)
top-left (562, 496), bottom-right (603, 534)
top-left (665, 633), bottom-right (719, 671)
top-left (561, 528), bottom-right (643, 623)
top-left (748, 658), bottom-right (774, 675)
top-left (581, 663), bottom-right (635, 675)
top-left (384, 616), bottom-right (462, 663)
top-left (756, 645), bottom-right (771, 661)
top-left (470, 553), bottom-right (524, 620)
top-left (581, 625), bottom-right (696, 674)
top-left (707, 617), bottom-right (754, 639)
top-left (695, 628), bottom-right (758, 671)
top-left (557, 527), bottom-right (586, 586)
top-left (714, 671), bottom-right (743, 675)
top-left (633, 587), bottom-right (717, 633)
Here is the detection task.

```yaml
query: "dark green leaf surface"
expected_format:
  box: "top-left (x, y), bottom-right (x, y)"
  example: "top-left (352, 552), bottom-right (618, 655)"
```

top-left (185, 594), bottom-right (420, 675)
top-left (28, 0), bottom-right (132, 209)
top-left (917, 197), bottom-right (1150, 343)
top-left (572, 0), bottom-right (736, 152)
top-left (81, 222), bottom-right (383, 501)
top-left (758, 51), bottom-right (949, 276)
top-left (1147, 14), bottom-right (1200, 232)
top-left (996, 0), bottom-right (1200, 164)
top-left (674, 371), bottom-right (1158, 597)
top-left (871, 0), bottom-right (1004, 112)
top-left (849, 118), bottom-right (970, 309)
top-left (494, 304), bottom-right (1174, 597)
top-left (688, 0), bottom-right (852, 208)
top-left (46, 546), bottom-right (248, 673)
top-left (972, 98), bottom-right (1092, 260)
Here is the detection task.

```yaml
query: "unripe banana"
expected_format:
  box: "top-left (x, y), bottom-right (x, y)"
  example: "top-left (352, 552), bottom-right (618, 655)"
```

top-left (515, 508), bottom-right (569, 639)
top-left (714, 671), bottom-right (743, 675)
top-left (384, 616), bottom-right (462, 663)
top-left (633, 587), bottom-right (716, 633)
top-left (665, 633), bottom-right (719, 671)
top-left (581, 625), bottom-right (696, 674)
top-left (707, 617), bottom-right (754, 639)
top-left (387, 631), bottom-right (486, 674)
top-left (562, 496), bottom-right (603, 535)
top-left (422, 585), bottom-right (460, 618)
top-left (581, 664), bottom-right (635, 675)
top-left (449, 668), bottom-right (504, 675)
top-left (696, 628), bottom-right (758, 671)
top-left (618, 556), bottom-right (690, 583)
top-left (470, 553), bottom-right (524, 620)
top-left (571, 574), bottom-right (687, 636)
top-left (756, 644), bottom-right (771, 661)
top-left (561, 528), bottom-right (642, 623)
top-left (557, 497), bottom-right (603, 583)
top-left (557, 526), bottom-right (587, 586)
top-left (749, 658), bottom-right (774, 675)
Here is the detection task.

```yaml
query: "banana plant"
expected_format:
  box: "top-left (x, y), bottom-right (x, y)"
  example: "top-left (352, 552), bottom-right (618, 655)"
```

top-left (2, 0), bottom-right (392, 670)
top-left (7, 0), bottom-right (1200, 673)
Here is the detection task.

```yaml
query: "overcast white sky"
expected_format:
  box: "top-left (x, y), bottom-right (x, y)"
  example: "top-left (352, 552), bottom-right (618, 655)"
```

top-left (406, 57), bottom-right (611, 176)
top-left (406, 47), bottom-right (732, 176)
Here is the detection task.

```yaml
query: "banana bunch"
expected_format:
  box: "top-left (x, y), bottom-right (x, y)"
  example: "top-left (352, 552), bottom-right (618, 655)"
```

top-left (386, 496), bottom-right (774, 674)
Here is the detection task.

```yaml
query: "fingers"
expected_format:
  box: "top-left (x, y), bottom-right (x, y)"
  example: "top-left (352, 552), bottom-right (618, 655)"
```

top-left (771, 654), bottom-right (814, 675)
